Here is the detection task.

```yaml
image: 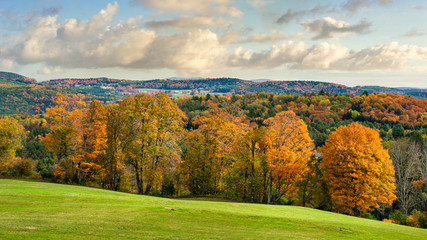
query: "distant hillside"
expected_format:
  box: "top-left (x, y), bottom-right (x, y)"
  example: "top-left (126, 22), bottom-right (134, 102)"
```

top-left (1, 71), bottom-right (426, 115)
top-left (42, 76), bottom-right (427, 98)
top-left (0, 71), bottom-right (37, 85)
top-left (0, 72), bottom-right (110, 115)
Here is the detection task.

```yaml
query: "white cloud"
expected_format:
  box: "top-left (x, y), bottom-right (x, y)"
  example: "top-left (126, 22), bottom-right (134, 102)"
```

top-left (38, 66), bottom-right (65, 75)
top-left (240, 30), bottom-right (305, 43)
top-left (338, 42), bottom-right (427, 71)
top-left (145, 16), bottom-right (224, 29)
top-left (1, 2), bottom-right (426, 76)
top-left (57, 2), bottom-right (119, 41)
top-left (0, 59), bottom-right (14, 70)
top-left (250, 0), bottom-right (267, 9)
top-left (228, 41), bottom-right (427, 71)
top-left (134, 0), bottom-right (241, 17)
top-left (132, 29), bottom-right (228, 75)
top-left (302, 17), bottom-right (371, 40)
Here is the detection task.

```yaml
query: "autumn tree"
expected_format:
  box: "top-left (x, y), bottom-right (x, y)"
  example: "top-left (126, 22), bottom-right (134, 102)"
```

top-left (120, 94), bottom-right (158, 194)
top-left (120, 93), bottom-right (185, 194)
top-left (0, 117), bottom-right (25, 175)
top-left (231, 126), bottom-right (268, 202)
top-left (102, 105), bottom-right (125, 191)
top-left (41, 93), bottom-right (87, 183)
top-left (77, 99), bottom-right (107, 184)
top-left (320, 123), bottom-right (396, 216)
top-left (263, 110), bottom-right (314, 204)
top-left (181, 108), bottom-right (249, 195)
top-left (144, 92), bottom-right (186, 194)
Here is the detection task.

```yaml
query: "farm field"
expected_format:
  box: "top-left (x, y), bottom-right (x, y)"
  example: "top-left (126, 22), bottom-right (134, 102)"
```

top-left (0, 179), bottom-right (425, 239)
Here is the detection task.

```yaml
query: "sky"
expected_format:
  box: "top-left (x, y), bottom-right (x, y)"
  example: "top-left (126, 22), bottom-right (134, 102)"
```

top-left (0, 0), bottom-right (426, 88)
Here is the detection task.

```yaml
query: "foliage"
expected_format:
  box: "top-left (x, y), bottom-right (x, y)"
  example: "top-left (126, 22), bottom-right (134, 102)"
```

top-left (390, 210), bottom-right (408, 225)
top-left (320, 123), bottom-right (396, 216)
top-left (263, 111), bottom-right (314, 203)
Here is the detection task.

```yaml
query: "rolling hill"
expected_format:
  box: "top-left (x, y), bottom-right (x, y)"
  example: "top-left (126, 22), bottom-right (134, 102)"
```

top-left (0, 72), bottom-right (114, 115)
top-left (1, 71), bottom-right (426, 115)
top-left (0, 179), bottom-right (425, 239)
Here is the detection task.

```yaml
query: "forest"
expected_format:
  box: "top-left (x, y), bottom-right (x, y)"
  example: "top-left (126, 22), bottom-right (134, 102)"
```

top-left (0, 91), bottom-right (426, 228)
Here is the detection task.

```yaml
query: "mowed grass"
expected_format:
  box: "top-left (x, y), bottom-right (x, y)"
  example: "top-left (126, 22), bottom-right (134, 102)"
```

top-left (0, 179), bottom-right (425, 239)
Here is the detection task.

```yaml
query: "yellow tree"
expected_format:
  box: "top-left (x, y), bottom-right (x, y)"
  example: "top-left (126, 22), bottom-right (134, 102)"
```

top-left (120, 94), bottom-right (157, 194)
top-left (102, 104), bottom-right (125, 191)
top-left (319, 123), bottom-right (396, 216)
top-left (181, 108), bottom-right (249, 195)
top-left (120, 93), bottom-right (186, 194)
top-left (144, 92), bottom-right (186, 194)
top-left (0, 117), bottom-right (25, 175)
top-left (232, 126), bottom-right (268, 202)
top-left (263, 110), bottom-right (314, 204)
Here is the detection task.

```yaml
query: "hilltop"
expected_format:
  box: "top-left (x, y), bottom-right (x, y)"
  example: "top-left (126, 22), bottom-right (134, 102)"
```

top-left (0, 179), bottom-right (425, 239)
top-left (1, 71), bottom-right (426, 115)
top-left (42, 76), bottom-right (427, 97)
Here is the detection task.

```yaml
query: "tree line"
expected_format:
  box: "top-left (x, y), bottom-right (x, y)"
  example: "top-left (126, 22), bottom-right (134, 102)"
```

top-left (1, 92), bottom-right (426, 227)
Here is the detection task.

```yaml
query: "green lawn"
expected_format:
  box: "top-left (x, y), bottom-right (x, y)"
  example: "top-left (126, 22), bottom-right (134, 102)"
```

top-left (0, 179), bottom-right (425, 239)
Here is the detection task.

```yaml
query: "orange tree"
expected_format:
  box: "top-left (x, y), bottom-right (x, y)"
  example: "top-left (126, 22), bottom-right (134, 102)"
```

top-left (263, 110), bottom-right (314, 204)
top-left (319, 122), bottom-right (396, 216)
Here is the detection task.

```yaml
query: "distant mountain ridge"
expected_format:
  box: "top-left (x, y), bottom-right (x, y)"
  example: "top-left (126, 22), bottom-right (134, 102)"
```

top-left (40, 75), bottom-right (426, 98)
top-left (0, 71), bottom-right (426, 115)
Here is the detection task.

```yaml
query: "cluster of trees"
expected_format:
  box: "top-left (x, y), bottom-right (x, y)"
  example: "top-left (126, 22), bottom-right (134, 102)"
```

top-left (1, 92), bottom-right (426, 227)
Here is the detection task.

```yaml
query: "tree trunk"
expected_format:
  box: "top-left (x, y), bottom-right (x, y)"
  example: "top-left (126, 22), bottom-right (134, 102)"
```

top-left (267, 175), bottom-right (272, 204)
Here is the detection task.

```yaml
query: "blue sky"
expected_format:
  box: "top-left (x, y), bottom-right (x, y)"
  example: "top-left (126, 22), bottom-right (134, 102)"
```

top-left (1, 0), bottom-right (426, 88)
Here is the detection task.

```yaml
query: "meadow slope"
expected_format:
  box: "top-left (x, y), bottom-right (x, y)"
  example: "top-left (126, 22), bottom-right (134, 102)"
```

top-left (0, 179), bottom-right (425, 239)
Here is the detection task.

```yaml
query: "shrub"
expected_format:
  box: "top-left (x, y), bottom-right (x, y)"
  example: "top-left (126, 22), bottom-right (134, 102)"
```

top-left (419, 213), bottom-right (427, 229)
top-left (382, 219), bottom-right (394, 223)
top-left (407, 210), bottom-right (425, 228)
top-left (13, 158), bottom-right (33, 176)
top-left (389, 210), bottom-right (408, 225)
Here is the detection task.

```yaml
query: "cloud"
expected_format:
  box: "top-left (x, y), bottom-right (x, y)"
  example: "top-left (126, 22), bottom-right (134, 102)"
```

top-left (302, 17), bottom-right (371, 40)
top-left (220, 29), bottom-right (245, 44)
top-left (145, 16), bottom-right (223, 29)
top-left (239, 30), bottom-right (305, 43)
top-left (276, 5), bottom-right (331, 24)
top-left (339, 42), bottom-right (427, 71)
top-left (134, 0), bottom-right (241, 17)
top-left (228, 41), bottom-right (427, 71)
top-left (342, 0), bottom-right (393, 13)
top-left (133, 29), bottom-right (228, 74)
top-left (403, 29), bottom-right (425, 38)
top-left (0, 5), bottom-right (62, 25)
top-left (250, 0), bottom-right (267, 9)
top-left (57, 2), bottom-right (119, 41)
top-left (37, 66), bottom-right (65, 75)
top-left (412, 5), bottom-right (425, 10)
top-left (0, 3), bottom-right (228, 75)
top-left (1, 2), bottom-right (426, 76)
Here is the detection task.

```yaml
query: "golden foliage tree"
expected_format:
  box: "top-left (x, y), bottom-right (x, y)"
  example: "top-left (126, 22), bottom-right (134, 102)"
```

top-left (319, 122), bottom-right (396, 216)
top-left (0, 117), bottom-right (25, 175)
top-left (181, 108), bottom-right (249, 195)
top-left (120, 93), bottom-right (186, 194)
top-left (263, 110), bottom-right (314, 204)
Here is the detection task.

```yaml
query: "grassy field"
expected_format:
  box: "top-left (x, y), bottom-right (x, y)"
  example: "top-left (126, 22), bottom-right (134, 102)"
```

top-left (0, 179), bottom-right (425, 239)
